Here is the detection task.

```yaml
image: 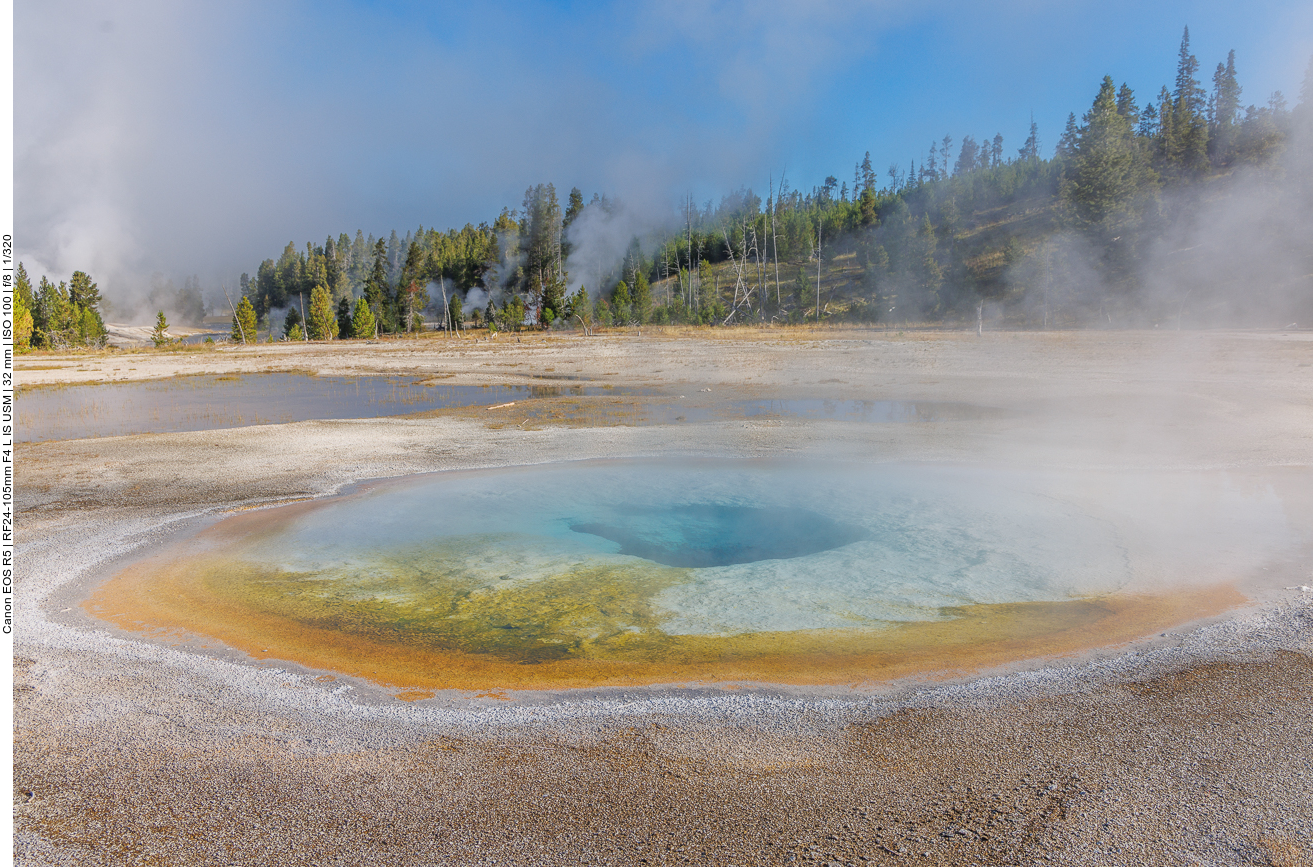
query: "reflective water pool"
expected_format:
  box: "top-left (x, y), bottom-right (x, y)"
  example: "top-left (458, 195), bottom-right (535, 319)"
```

top-left (17, 374), bottom-right (996, 443)
top-left (15, 374), bottom-right (640, 442)
top-left (90, 460), bottom-right (1295, 692)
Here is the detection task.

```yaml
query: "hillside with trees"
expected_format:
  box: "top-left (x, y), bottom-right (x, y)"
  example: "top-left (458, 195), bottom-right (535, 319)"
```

top-left (17, 29), bottom-right (1311, 350)
top-left (225, 29), bottom-right (1309, 338)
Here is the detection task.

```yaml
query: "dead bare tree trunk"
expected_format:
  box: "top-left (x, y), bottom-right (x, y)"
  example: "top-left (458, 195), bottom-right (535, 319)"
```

top-left (747, 222), bottom-right (762, 320)
top-left (686, 193), bottom-right (694, 310)
top-left (753, 218), bottom-right (765, 320)
top-left (770, 171), bottom-right (783, 308)
top-left (1043, 244), bottom-right (1050, 330)
top-left (815, 215), bottom-right (823, 323)
top-left (221, 284), bottom-right (247, 345)
top-left (1176, 288), bottom-right (1192, 331)
top-left (695, 238), bottom-right (705, 312)
top-left (720, 223), bottom-right (750, 325)
top-left (441, 276), bottom-right (450, 338)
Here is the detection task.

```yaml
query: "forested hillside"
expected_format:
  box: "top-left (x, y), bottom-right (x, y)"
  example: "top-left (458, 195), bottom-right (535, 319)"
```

top-left (16, 29), bottom-right (1313, 349)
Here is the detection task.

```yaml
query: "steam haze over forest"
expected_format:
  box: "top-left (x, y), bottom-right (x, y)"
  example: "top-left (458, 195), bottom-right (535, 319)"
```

top-left (14, 0), bottom-right (1313, 334)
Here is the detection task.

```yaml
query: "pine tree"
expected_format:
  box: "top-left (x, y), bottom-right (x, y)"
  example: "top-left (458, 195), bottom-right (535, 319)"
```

top-left (1019, 116), bottom-right (1040, 160)
top-left (273, 241), bottom-right (300, 309)
top-left (1063, 76), bottom-right (1158, 235)
top-left (336, 297), bottom-right (353, 338)
top-left (304, 245), bottom-right (327, 297)
top-left (793, 266), bottom-right (812, 310)
top-left (568, 286), bottom-right (590, 325)
top-left (1138, 102), bottom-right (1160, 138)
top-left (561, 187), bottom-right (585, 263)
top-left (281, 304), bottom-right (301, 340)
top-left (175, 276), bottom-right (205, 325)
top-left (307, 283), bottom-right (338, 340)
top-left (352, 297), bottom-right (376, 338)
top-left (1163, 26), bottom-right (1209, 175)
top-left (858, 187), bottom-right (878, 226)
top-left (398, 241), bottom-right (425, 295)
top-left (13, 290), bottom-right (33, 350)
top-left (79, 307), bottom-right (107, 346)
top-left (1210, 50), bottom-right (1242, 128)
top-left (1209, 49), bottom-right (1242, 165)
top-left (364, 238), bottom-right (388, 332)
top-left (349, 230), bottom-right (369, 288)
top-left (1154, 84), bottom-right (1174, 144)
top-left (68, 271), bottom-right (101, 310)
top-left (1056, 113), bottom-right (1081, 160)
top-left (15, 263), bottom-right (33, 309)
top-left (385, 230), bottom-right (403, 283)
top-left (1116, 84), bottom-right (1140, 126)
top-left (539, 272), bottom-right (567, 327)
top-left (324, 235), bottom-right (341, 296)
top-left (611, 280), bottom-right (632, 324)
top-left (151, 311), bottom-right (171, 347)
top-left (564, 187), bottom-right (585, 227)
top-left (230, 296), bottom-right (256, 343)
top-left (954, 136), bottom-right (980, 174)
top-left (34, 277), bottom-right (74, 348)
top-left (503, 296), bottom-right (527, 331)
top-left (448, 291), bottom-right (463, 331)
top-left (915, 215), bottom-right (942, 316)
top-left (1175, 27), bottom-right (1207, 115)
top-left (632, 271), bottom-right (652, 324)
top-left (520, 183), bottom-right (565, 318)
top-left (14, 265), bottom-right (37, 351)
top-left (865, 244), bottom-right (890, 301)
top-left (399, 279), bottom-right (429, 333)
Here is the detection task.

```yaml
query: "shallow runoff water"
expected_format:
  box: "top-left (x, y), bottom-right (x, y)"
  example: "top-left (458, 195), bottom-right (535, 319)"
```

top-left (16, 373), bottom-right (993, 443)
top-left (91, 459), bottom-right (1299, 693)
top-left (15, 374), bottom-right (643, 443)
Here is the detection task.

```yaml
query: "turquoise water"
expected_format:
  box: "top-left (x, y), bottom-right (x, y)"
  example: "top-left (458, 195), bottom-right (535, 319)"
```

top-left (568, 504), bottom-right (869, 567)
top-left (106, 458), bottom-right (1301, 686)
top-left (246, 460), bottom-right (1225, 637)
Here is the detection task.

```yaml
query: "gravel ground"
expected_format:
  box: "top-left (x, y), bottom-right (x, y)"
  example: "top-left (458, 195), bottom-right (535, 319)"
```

top-left (13, 329), bottom-right (1313, 866)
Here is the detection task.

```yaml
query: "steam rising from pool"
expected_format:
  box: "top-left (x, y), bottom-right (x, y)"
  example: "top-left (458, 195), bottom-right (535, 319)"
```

top-left (229, 460), bottom-right (1287, 633)
top-left (93, 459), bottom-right (1297, 689)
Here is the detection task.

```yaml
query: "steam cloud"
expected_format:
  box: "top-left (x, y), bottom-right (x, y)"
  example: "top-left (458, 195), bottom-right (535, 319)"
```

top-left (1001, 111), bottom-right (1313, 329)
top-left (16, 2), bottom-right (1311, 326)
top-left (564, 200), bottom-right (677, 299)
top-left (1139, 130), bottom-right (1313, 327)
top-left (16, 1), bottom-right (899, 321)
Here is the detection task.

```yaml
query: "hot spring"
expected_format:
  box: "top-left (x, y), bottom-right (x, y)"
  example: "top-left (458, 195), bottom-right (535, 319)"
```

top-left (89, 459), bottom-right (1297, 693)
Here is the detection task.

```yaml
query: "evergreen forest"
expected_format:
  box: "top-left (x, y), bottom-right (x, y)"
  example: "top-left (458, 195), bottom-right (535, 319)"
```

top-left (15, 30), bottom-right (1313, 349)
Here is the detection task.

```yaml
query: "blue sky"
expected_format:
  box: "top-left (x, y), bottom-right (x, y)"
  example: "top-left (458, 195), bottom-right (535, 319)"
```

top-left (15, 0), bottom-right (1313, 303)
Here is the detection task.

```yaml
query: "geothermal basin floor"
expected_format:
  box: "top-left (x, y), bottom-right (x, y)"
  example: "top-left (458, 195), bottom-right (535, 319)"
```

top-left (14, 329), bottom-right (1313, 865)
